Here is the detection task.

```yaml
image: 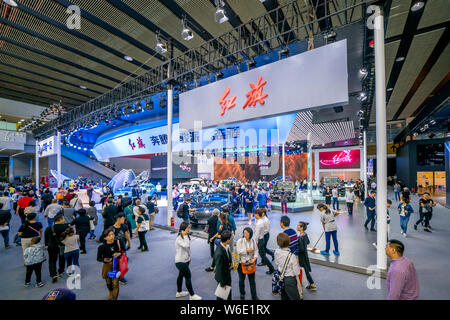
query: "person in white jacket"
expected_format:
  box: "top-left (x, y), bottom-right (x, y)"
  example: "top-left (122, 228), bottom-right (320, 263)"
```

top-left (236, 227), bottom-right (259, 300)
top-left (174, 222), bottom-right (202, 300)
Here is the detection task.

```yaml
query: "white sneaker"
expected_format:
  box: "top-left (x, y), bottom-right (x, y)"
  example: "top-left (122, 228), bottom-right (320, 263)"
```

top-left (190, 294), bottom-right (202, 300)
top-left (372, 242), bottom-right (377, 249)
top-left (403, 233), bottom-right (407, 237)
top-left (176, 291), bottom-right (189, 298)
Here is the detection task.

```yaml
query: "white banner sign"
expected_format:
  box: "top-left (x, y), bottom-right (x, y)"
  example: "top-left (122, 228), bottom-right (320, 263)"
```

top-left (180, 40), bottom-right (349, 130)
top-left (0, 130), bottom-right (26, 150)
top-left (38, 136), bottom-right (57, 158)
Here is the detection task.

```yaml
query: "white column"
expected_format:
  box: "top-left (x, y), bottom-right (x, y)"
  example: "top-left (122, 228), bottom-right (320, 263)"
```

top-left (307, 132), bottom-right (313, 198)
top-left (282, 143), bottom-right (285, 181)
top-left (57, 132), bottom-right (62, 188)
top-left (374, 6), bottom-right (388, 270)
top-left (35, 140), bottom-right (39, 187)
top-left (167, 88), bottom-right (173, 226)
top-left (363, 130), bottom-right (368, 198)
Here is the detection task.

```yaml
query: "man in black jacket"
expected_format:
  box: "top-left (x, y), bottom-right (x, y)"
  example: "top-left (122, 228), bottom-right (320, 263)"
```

top-left (99, 199), bottom-right (118, 242)
top-left (44, 213), bottom-right (69, 283)
top-left (214, 230), bottom-right (233, 300)
top-left (205, 209), bottom-right (219, 272)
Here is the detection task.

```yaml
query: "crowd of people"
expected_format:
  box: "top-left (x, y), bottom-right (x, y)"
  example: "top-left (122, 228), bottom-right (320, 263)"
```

top-left (0, 176), bottom-right (428, 301)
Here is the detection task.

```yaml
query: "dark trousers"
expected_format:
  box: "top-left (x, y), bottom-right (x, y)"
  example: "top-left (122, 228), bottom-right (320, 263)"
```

top-left (257, 238), bottom-right (274, 272)
top-left (78, 230), bottom-right (88, 252)
top-left (416, 212), bottom-right (432, 228)
top-left (138, 231), bottom-right (148, 250)
top-left (26, 262), bottom-right (43, 284)
top-left (281, 276), bottom-right (300, 300)
top-left (237, 264), bottom-right (257, 299)
top-left (325, 230), bottom-right (338, 253)
top-left (175, 262), bottom-right (194, 296)
top-left (263, 233), bottom-right (274, 259)
top-left (48, 247), bottom-right (65, 278)
top-left (0, 229), bottom-right (9, 247)
top-left (18, 208), bottom-right (26, 225)
top-left (346, 202), bottom-right (354, 215)
top-left (364, 211), bottom-right (376, 230)
top-left (209, 240), bottom-right (216, 268)
top-left (305, 269), bottom-right (314, 285)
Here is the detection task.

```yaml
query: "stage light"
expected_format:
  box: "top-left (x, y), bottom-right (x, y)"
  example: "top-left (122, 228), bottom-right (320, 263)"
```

top-left (387, 87), bottom-right (394, 91)
top-left (430, 119), bottom-right (436, 125)
top-left (145, 99), bottom-right (154, 110)
top-left (181, 18), bottom-right (193, 41)
top-left (279, 47), bottom-right (289, 58)
top-left (411, 2), bottom-right (424, 12)
top-left (155, 33), bottom-right (167, 54)
top-left (359, 68), bottom-right (368, 81)
top-left (124, 55), bottom-right (133, 62)
top-left (395, 56), bottom-right (405, 62)
top-left (216, 71), bottom-right (224, 79)
top-left (80, 85), bottom-right (87, 90)
top-left (247, 58), bottom-right (256, 69)
top-left (215, 0), bottom-right (228, 23)
top-left (413, 132), bottom-right (418, 137)
top-left (2, 0), bottom-right (17, 7)
top-left (358, 92), bottom-right (367, 101)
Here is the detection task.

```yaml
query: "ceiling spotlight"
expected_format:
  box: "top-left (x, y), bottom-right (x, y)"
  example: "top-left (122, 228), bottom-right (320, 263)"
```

top-left (395, 56), bottom-right (405, 62)
top-left (430, 119), bottom-right (436, 125)
top-left (145, 99), bottom-right (154, 110)
top-left (358, 92), bottom-right (367, 101)
top-left (80, 85), bottom-right (87, 90)
top-left (216, 71), bottom-right (224, 79)
top-left (413, 132), bottom-right (418, 137)
top-left (124, 55), bottom-right (133, 62)
top-left (423, 124), bottom-right (429, 129)
top-left (160, 97), bottom-right (167, 108)
top-left (215, 0), bottom-right (228, 24)
top-left (181, 18), bottom-right (193, 41)
top-left (155, 33), bottom-right (167, 54)
top-left (247, 58), bottom-right (256, 69)
top-left (279, 47), bottom-right (290, 58)
top-left (359, 67), bottom-right (368, 80)
top-left (2, 0), bottom-right (18, 7)
top-left (387, 87), bottom-right (394, 91)
top-left (411, 1), bottom-right (424, 12)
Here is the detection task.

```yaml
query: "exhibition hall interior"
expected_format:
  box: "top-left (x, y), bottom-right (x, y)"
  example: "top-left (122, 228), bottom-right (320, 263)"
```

top-left (0, 0), bottom-right (449, 304)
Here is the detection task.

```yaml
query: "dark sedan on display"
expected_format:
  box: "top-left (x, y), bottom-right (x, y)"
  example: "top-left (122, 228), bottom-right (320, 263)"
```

top-left (189, 193), bottom-right (230, 226)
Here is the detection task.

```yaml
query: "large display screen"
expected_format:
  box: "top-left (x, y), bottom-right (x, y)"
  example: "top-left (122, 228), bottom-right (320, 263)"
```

top-left (319, 149), bottom-right (360, 169)
top-left (417, 143), bottom-right (445, 166)
top-left (150, 155), bottom-right (198, 179)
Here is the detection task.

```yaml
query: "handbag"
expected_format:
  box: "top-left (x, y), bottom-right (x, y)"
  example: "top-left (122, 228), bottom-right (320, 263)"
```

top-left (241, 239), bottom-right (256, 275)
top-left (154, 207), bottom-right (159, 214)
top-left (272, 252), bottom-right (292, 296)
top-left (117, 240), bottom-right (128, 280)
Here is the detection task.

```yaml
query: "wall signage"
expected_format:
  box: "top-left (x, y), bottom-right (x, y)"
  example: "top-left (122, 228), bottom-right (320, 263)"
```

top-left (319, 149), bottom-right (361, 169)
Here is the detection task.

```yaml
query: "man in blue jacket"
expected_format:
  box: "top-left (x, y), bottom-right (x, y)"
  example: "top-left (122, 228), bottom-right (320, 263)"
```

top-left (364, 191), bottom-right (377, 231)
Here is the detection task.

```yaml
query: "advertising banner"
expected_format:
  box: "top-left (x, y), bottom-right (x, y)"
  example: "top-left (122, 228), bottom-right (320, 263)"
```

top-left (319, 149), bottom-right (361, 169)
top-left (180, 40), bottom-right (348, 130)
top-left (38, 136), bottom-right (57, 158)
top-left (150, 155), bottom-right (198, 179)
top-left (0, 130), bottom-right (26, 150)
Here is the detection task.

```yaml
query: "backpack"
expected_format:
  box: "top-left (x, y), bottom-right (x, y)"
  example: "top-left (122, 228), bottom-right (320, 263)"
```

top-left (272, 252), bottom-right (293, 296)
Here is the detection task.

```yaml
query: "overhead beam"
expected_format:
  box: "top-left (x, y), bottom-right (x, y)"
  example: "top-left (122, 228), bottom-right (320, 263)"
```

top-left (260, 0), bottom-right (297, 45)
top-left (393, 26), bottom-right (449, 120)
top-left (14, 1), bottom-right (158, 70)
top-left (386, 0), bottom-right (427, 107)
top-left (385, 21), bottom-right (449, 44)
top-left (0, 16), bottom-right (142, 77)
top-left (0, 50), bottom-right (113, 90)
top-left (0, 36), bottom-right (122, 84)
top-left (0, 85), bottom-right (78, 107)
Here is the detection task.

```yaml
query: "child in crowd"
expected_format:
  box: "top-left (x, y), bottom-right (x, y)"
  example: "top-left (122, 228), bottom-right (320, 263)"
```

top-left (24, 236), bottom-right (46, 288)
top-left (61, 227), bottom-right (80, 275)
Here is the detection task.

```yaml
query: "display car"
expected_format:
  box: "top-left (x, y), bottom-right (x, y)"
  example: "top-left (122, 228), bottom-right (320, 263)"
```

top-left (270, 181), bottom-right (297, 202)
top-left (179, 181), bottom-right (201, 194)
top-left (190, 193), bottom-right (230, 226)
top-left (114, 183), bottom-right (158, 198)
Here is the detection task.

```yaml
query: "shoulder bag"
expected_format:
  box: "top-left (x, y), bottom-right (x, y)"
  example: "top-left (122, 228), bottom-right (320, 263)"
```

top-left (272, 252), bottom-right (292, 296)
top-left (241, 239), bottom-right (256, 275)
top-left (117, 240), bottom-right (128, 280)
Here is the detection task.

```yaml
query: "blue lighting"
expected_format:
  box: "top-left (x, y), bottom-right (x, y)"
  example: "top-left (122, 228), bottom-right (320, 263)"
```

top-left (83, 147), bottom-right (87, 151)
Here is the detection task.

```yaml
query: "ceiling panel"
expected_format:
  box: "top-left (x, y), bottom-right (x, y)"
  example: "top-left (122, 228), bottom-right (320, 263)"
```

top-left (417, 0), bottom-right (449, 29)
top-left (385, 0), bottom-right (410, 39)
top-left (386, 28), bottom-right (443, 120)
top-left (399, 43), bottom-right (450, 119)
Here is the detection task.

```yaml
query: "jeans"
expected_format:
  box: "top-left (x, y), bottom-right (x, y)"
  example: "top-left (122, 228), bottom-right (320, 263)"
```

top-left (237, 263), bottom-right (257, 299)
top-left (48, 247), bottom-right (65, 278)
top-left (400, 215), bottom-right (410, 233)
top-left (257, 238), bottom-right (274, 272)
top-left (47, 217), bottom-right (54, 227)
top-left (324, 230), bottom-right (338, 253)
top-left (0, 229), bottom-right (9, 247)
top-left (25, 262), bottom-right (43, 284)
top-left (138, 231), bottom-right (148, 250)
top-left (64, 249), bottom-right (80, 268)
top-left (175, 262), bottom-right (194, 296)
top-left (394, 191), bottom-right (401, 201)
top-left (364, 210), bottom-right (376, 230)
top-left (332, 197), bottom-right (339, 210)
top-left (346, 202), bottom-right (354, 215)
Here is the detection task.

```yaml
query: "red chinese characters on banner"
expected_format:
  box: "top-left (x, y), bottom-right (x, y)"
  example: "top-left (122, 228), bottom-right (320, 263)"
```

top-left (137, 137), bottom-right (146, 149)
top-left (129, 139), bottom-right (136, 150)
top-left (219, 87), bottom-right (237, 116)
top-left (243, 76), bottom-right (268, 109)
top-left (219, 76), bottom-right (269, 116)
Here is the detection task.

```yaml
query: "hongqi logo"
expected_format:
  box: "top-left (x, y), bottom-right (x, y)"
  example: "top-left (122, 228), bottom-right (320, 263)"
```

top-left (179, 163), bottom-right (192, 172)
top-left (319, 150), bottom-right (353, 166)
